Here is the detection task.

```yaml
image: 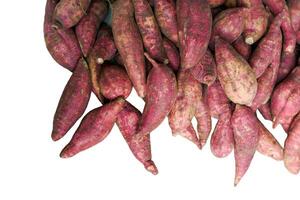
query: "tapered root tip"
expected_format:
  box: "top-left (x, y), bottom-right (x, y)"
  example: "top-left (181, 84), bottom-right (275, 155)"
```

top-left (245, 37), bottom-right (254, 45)
top-left (200, 139), bottom-right (207, 149)
top-left (51, 132), bottom-right (62, 142)
top-left (60, 143), bottom-right (76, 158)
top-left (234, 176), bottom-right (241, 187)
top-left (144, 160), bottom-right (158, 175)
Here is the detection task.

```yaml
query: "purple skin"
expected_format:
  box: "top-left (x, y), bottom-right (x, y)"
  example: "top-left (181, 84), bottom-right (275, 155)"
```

top-left (231, 105), bottom-right (259, 186)
top-left (289, 0), bottom-right (300, 32)
top-left (112, 0), bottom-right (147, 98)
top-left (262, 0), bottom-right (284, 15)
top-left (177, 0), bottom-right (212, 70)
top-left (163, 37), bottom-right (180, 71)
top-left (75, 0), bottom-right (108, 57)
top-left (233, 36), bottom-right (251, 60)
top-left (190, 50), bottom-right (217, 86)
top-left (136, 53), bottom-right (177, 137)
top-left (116, 101), bottom-right (158, 175)
top-left (44, 0), bottom-right (81, 71)
top-left (154, 0), bottom-right (179, 45)
top-left (52, 58), bottom-right (92, 141)
top-left (133, 0), bottom-right (167, 63)
top-left (54, 0), bottom-right (91, 28)
top-left (258, 102), bottom-right (272, 121)
top-left (60, 98), bottom-right (125, 158)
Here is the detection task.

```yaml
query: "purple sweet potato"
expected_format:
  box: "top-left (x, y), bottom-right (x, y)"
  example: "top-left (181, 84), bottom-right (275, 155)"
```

top-left (54, 0), bottom-right (91, 28)
top-left (284, 113), bottom-right (300, 174)
top-left (190, 50), bottom-right (217, 86)
top-left (87, 24), bottom-right (117, 101)
top-left (154, 0), bottom-right (178, 45)
top-left (232, 36), bottom-right (251, 60)
top-left (163, 37), bottom-right (180, 71)
top-left (258, 102), bottom-right (273, 121)
top-left (215, 37), bottom-right (257, 105)
top-left (52, 58), bottom-right (92, 141)
top-left (288, 0), bottom-right (300, 32)
top-left (168, 70), bottom-right (202, 148)
top-left (177, 0), bottom-right (212, 70)
top-left (263, 0), bottom-right (285, 14)
top-left (208, 0), bottom-right (226, 7)
top-left (257, 119), bottom-right (283, 160)
top-left (116, 101), bottom-right (158, 175)
top-left (271, 67), bottom-right (300, 129)
top-left (75, 0), bottom-right (108, 57)
top-left (44, 0), bottom-right (81, 71)
top-left (112, 0), bottom-right (147, 98)
top-left (133, 0), bottom-right (167, 63)
top-left (60, 98), bottom-right (125, 158)
top-left (99, 64), bottom-right (132, 100)
top-left (210, 113), bottom-right (234, 157)
top-left (250, 14), bottom-right (282, 78)
top-left (231, 105), bottom-right (259, 186)
top-left (136, 53), bottom-right (177, 137)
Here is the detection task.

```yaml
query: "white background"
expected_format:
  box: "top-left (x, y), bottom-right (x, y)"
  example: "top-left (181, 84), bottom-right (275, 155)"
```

top-left (0, 1), bottom-right (299, 200)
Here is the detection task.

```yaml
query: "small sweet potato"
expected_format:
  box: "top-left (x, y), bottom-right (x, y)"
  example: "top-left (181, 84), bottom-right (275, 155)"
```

top-left (44, 0), bottom-right (81, 71)
top-left (257, 119), bottom-right (283, 160)
top-left (163, 37), bottom-right (180, 71)
top-left (190, 50), bottom-right (217, 86)
top-left (215, 37), bottom-right (257, 105)
top-left (112, 0), bottom-right (147, 98)
top-left (177, 0), bottom-right (212, 69)
top-left (60, 98), bottom-right (125, 158)
top-left (136, 53), bottom-right (177, 137)
top-left (54, 0), bottom-right (91, 28)
top-left (231, 105), bottom-right (259, 186)
top-left (116, 101), bottom-right (158, 175)
top-left (232, 36), bottom-right (251, 60)
top-left (52, 58), bottom-right (92, 141)
top-left (99, 64), bottom-right (132, 100)
top-left (75, 0), bottom-right (108, 57)
top-left (154, 0), bottom-right (178, 45)
top-left (262, 0), bottom-right (284, 14)
top-left (133, 0), bottom-right (167, 63)
top-left (288, 0), bottom-right (300, 32)
top-left (258, 102), bottom-right (272, 121)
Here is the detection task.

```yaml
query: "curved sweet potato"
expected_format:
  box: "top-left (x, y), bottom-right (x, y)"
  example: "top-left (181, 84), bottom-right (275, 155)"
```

top-left (163, 37), bottom-right (180, 71)
top-left (177, 0), bottom-right (212, 70)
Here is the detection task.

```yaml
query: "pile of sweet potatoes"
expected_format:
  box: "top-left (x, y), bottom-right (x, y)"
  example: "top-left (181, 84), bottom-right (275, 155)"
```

top-left (44, 0), bottom-right (300, 185)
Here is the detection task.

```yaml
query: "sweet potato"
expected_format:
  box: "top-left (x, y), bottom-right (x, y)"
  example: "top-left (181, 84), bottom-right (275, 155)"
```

top-left (262, 0), bottom-right (284, 14)
top-left (75, 0), bottom-right (108, 57)
top-left (231, 105), bottom-right (259, 186)
top-left (87, 24), bottom-right (116, 101)
top-left (257, 119), bottom-right (283, 160)
top-left (44, 0), bottom-right (81, 71)
top-left (177, 0), bottom-right (212, 70)
top-left (163, 37), bottom-right (180, 71)
top-left (215, 37), bottom-right (257, 105)
top-left (133, 0), bottom-right (167, 63)
top-left (250, 14), bottom-right (282, 78)
top-left (232, 36), bottom-right (251, 60)
top-left (208, 0), bottom-right (226, 7)
top-left (154, 0), bottom-right (178, 45)
top-left (284, 113), bottom-right (300, 174)
top-left (258, 102), bottom-right (272, 121)
top-left (116, 101), bottom-right (158, 175)
top-left (190, 50), bottom-right (217, 86)
top-left (136, 53), bottom-right (177, 137)
top-left (271, 67), bottom-right (300, 129)
top-left (52, 58), bottom-right (91, 141)
top-left (99, 64), bottom-right (132, 100)
top-left (288, 0), bottom-right (300, 32)
top-left (112, 0), bottom-right (147, 98)
top-left (60, 98), bottom-right (125, 158)
top-left (54, 0), bottom-right (91, 28)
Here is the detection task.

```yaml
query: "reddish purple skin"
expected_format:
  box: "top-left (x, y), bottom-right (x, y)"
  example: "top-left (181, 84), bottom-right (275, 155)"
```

top-left (231, 105), bottom-right (259, 186)
top-left (54, 0), bottom-right (91, 28)
top-left (52, 58), bottom-right (91, 141)
top-left (190, 50), bottom-right (217, 86)
top-left (258, 102), bottom-right (272, 121)
top-left (250, 14), bottom-right (282, 78)
top-left (233, 36), bottom-right (251, 60)
top-left (163, 37), bottom-right (180, 71)
top-left (44, 0), bottom-right (81, 71)
top-left (263, 0), bottom-right (284, 14)
top-left (133, 0), bottom-right (167, 63)
top-left (75, 0), bottom-right (108, 57)
top-left (60, 98), bottom-right (125, 158)
top-left (288, 0), bottom-right (300, 32)
top-left (177, 0), bottom-right (212, 70)
top-left (154, 0), bottom-right (178, 45)
top-left (137, 53), bottom-right (177, 136)
top-left (99, 64), bottom-right (132, 100)
top-left (210, 113), bottom-right (234, 158)
top-left (116, 102), bottom-right (158, 175)
top-left (277, 8), bottom-right (297, 82)
top-left (112, 0), bottom-right (147, 98)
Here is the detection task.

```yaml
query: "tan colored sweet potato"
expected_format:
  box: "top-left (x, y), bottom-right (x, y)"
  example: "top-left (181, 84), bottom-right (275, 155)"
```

top-left (112, 0), bottom-right (147, 98)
